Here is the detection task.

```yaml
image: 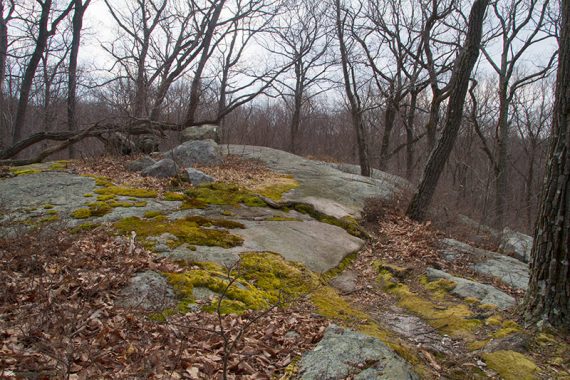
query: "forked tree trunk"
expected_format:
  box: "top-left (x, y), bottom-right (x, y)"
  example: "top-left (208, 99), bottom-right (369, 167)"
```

top-left (406, 0), bottom-right (489, 221)
top-left (524, 0), bottom-right (570, 331)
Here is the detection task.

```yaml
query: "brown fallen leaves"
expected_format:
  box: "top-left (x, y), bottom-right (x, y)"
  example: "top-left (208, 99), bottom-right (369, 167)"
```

top-left (0, 225), bottom-right (327, 379)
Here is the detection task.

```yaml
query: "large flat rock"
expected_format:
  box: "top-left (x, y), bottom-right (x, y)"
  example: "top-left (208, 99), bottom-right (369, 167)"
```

top-left (297, 325), bottom-right (418, 380)
top-left (162, 219), bottom-right (364, 273)
top-left (228, 145), bottom-right (411, 219)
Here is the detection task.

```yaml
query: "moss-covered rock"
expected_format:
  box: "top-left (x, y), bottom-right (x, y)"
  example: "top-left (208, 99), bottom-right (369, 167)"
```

top-left (183, 182), bottom-right (266, 208)
top-left (113, 216), bottom-right (244, 249)
top-left (94, 185), bottom-right (157, 198)
top-left (482, 350), bottom-right (538, 380)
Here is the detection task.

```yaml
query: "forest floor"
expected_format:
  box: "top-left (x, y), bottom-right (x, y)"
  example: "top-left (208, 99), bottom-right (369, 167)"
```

top-left (0, 155), bottom-right (569, 379)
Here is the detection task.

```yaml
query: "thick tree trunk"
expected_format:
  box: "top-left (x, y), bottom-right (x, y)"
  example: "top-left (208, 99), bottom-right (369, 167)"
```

top-left (405, 91), bottom-right (418, 179)
top-left (524, 0), bottom-right (570, 331)
top-left (407, 0), bottom-right (489, 221)
top-left (68, 0), bottom-right (90, 158)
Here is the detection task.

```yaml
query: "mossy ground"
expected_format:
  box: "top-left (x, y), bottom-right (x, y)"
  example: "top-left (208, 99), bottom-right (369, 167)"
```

top-left (482, 350), bottom-right (538, 380)
top-left (113, 215), bottom-right (244, 249)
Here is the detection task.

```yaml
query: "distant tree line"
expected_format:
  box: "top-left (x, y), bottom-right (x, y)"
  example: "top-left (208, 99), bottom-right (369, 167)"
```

top-left (0, 0), bottom-right (559, 233)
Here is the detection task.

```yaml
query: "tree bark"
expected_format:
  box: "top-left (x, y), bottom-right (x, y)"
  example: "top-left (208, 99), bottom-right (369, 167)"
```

top-left (67, 0), bottom-right (90, 158)
top-left (378, 97), bottom-right (397, 171)
top-left (0, 1), bottom-right (10, 149)
top-left (524, 0), bottom-right (570, 331)
top-left (406, 0), bottom-right (489, 221)
top-left (405, 90), bottom-right (418, 179)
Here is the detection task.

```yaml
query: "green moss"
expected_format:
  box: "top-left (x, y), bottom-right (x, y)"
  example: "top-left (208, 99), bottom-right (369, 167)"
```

top-left (486, 315), bottom-right (503, 326)
top-left (48, 161), bottom-right (68, 170)
top-left (113, 216), bottom-right (243, 249)
top-left (468, 340), bottom-right (490, 351)
top-left (321, 251), bottom-right (358, 283)
top-left (43, 204), bottom-right (54, 209)
top-left (163, 192), bottom-right (186, 201)
top-left (422, 276), bottom-right (457, 300)
top-left (482, 350), bottom-right (538, 380)
top-left (377, 269), bottom-right (481, 338)
top-left (84, 193), bottom-right (93, 197)
top-left (71, 208), bottom-right (92, 219)
top-left (10, 168), bottom-right (41, 176)
top-left (107, 200), bottom-right (147, 208)
top-left (82, 174), bottom-right (114, 187)
top-left (493, 320), bottom-right (522, 338)
top-left (464, 297), bottom-right (480, 304)
top-left (96, 194), bottom-right (116, 201)
top-left (95, 186), bottom-right (157, 198)
top-left (46, 210), bottom-right (58, 215)
top-left (70, 222), bottom-right (99, 234)
top-left (144, 210), bottom-right (164, 218)
top-left (293, 203), bottom-right (367, 238)
top-left (85, 201), bottom-right (113, 216)
top-left (266, 216), bottom-right (302, 222)
top-left (184, 182), bottom-right (266, 208)
top-left (255, 177), bottom-right (299, 200)
top-left (185, 215), bottom-right (245, 229)
top-left (39, 215), bottom-right (60, 223)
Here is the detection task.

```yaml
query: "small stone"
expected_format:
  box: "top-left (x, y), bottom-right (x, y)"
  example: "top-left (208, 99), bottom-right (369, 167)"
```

top-left (165, 140), bottom-right (222, 167)
top-left (181, 124), bottom-right (220, 143)
top-left (127, 156), bottom-right (156, 172)
top-left (184, 168), bottom-right (215, 186)
top-left (118, 271), bottom-right (176, 311)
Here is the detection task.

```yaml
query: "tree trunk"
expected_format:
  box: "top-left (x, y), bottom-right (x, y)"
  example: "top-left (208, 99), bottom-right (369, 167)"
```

top-left (68, 0), bottom-right (90, 158)
top-left (0, 1), bottom-right (9, 149)
top-left (523, 0), bottom-right (570, 331)
top-left (407, 0), bottom-right (489, 221)
top-left (378, 98), bottom-right (397, 171)
top-left (494, 82), bottom-right (509, 229)
top-left (405, 91), bottom-right (418, 179)
top-left (334, 0), bottom-right (370, 176)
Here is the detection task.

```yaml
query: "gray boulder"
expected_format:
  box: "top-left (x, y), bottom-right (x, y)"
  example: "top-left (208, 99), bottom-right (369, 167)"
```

top-left (136, 134), bottom-right (160, 154)
top-left (438, 238), bottom-right (529, 290)
top-left (166, 140), bottom-right (222, 167)
top-left (298, 325), bottom-right (418, 380)
top-left (182, 124), bottom-right (220, 143)
top-left (500, 228), bottom-right (533, 263)
top-left (127, 156), bottom-right (156, 172)
top-left (329, 270), bottom-right (358, 294)
top-left (118, 271), bottom-right (176, 311)
top-left (185, 168), bottom-right (215, 186)
top-left (141, 158), bottom-right (178, 178)
top-left (426, 268), bottom-right (516, 309)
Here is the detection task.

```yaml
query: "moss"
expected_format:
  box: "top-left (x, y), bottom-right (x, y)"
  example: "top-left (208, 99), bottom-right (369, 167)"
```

top-left (84, 193), bottom-right (93, 197)
top-left (96, 194), bottom-right (116, 201)
top-left (95, 185), bottom-right (157, 198)
top-left (48, 161), bottom-right (68, 170)
top-left (482, 350), bottom-right (538, 380)
top-left (185, 215), bottom-right (245, 229)
top-left (479, 303), bottom-right (497, 311)
top-left (144, 210), bottom-right (164, 218)
top-left (10, 168), bottom-right (41, 176)
top-left (493, 320), bottom-right (522, 338)
top-left (422, 277), bottom-right (457, 300)
top-left (293, 203), bottom-right (366, 238)
top-left (164, 252), bottom-right (318, 315)
top-left (321, 251), bottom-right (358, 283)
top-left (71, 208), bottom-right (92, 219)
top-left (486, 315), bottom-right (503, 326)
top-left (83, 174), bottom-right (114, 187)
top-left (221, 210), bottom-right (235, 216)
top-left (468, 340), bottom-right (490, 351)
top-left (254, 176), bottom-right (299, 200)
top-left (266, 216), bottom-right (302, 222)
top-left (70, 222), bottom-right (99, 234)
top-left (184, 182), bottom-right (266, 208)
top-left (46, 210), bottom-right (58, 215)
top-left (377, 269), bottom-right (481, 338)
top-left (86, 201), bottom-right (114, 216)
top-left (107, 200), bottom-right (147, 208)
top-left (43, 204), bottom-right (54, 209)
top-left (163, 192), bottom-right (186, 201)
top-left (39, 215), bottom-right (60, 223)
top-left (464, 297), bottom-right (480, 304)
top-left (113, 216), bottom-right (244, 249)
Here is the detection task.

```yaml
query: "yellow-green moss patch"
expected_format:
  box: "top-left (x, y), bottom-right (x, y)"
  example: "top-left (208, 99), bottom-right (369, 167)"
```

top-left (253, 176), bottom-right (299, 201)
top-left (96, 194), bottom-right (116, 201)
top-left (293, 203), bottom-right (366, 238)
top-left (48, 161), bottom-right (69, 170)
top-left (321, 251), bottom-right (358, 283)
top-left (184, 182), bottom-right (266, 208)
top-left (82, 174), bottom-right (114, 187)
top-left (266, 216), bottom-right (302, 222)
top-left (144, 210), bottom-right (164, 218)
top-left (377, 269), bottom-right (481, 338)
top-left (71, 208), bottom-right (92, 219)
top-left (163, 192), bottom-right (186, 201)
top-left (70, 222), bottom-right (99, 234)
top-left (113, 216), bottom-right (243, 249)
top-left (493, 320), bottom-right (522, 338)
top-left (482, 350), bottom-right (538, 380)
top-left (9, 167), bottom-right (41, 176)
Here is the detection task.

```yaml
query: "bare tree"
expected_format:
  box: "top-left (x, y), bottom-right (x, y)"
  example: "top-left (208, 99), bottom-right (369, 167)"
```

top-left (334, 0), bottom-right (370, 176)
top-left (523, 0), bottom-right (569, 331)
top-left (407, 0), bottom-right (489, 221)
top-left (479, 0), bottom-right (557, 229)
top-left (0, 0), bottom-right (15, 148)
top-left (11, 0), bottom-right (73, 145)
